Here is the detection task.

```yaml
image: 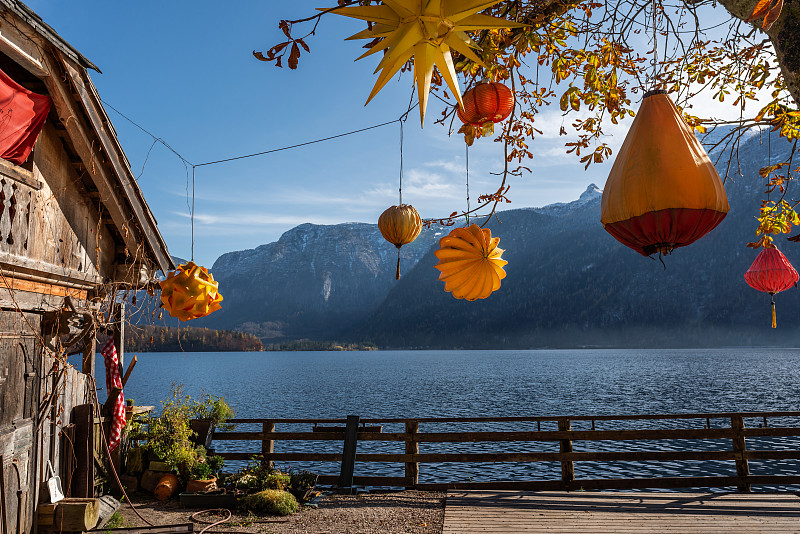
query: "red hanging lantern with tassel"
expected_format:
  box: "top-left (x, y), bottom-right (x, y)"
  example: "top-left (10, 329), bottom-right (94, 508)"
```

top-left (457, 80), bottom-right (514, 145)
top-left (744, 246), bottom-right (798, 328)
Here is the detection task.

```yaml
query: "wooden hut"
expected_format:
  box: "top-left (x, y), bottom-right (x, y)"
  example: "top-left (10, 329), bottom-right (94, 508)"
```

top-left (0, 2), bottom-right (174, 532)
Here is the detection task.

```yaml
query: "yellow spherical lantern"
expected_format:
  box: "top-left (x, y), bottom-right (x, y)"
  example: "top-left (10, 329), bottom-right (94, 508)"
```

top-left (159, 261), bottom-right (223, 321)
top-left (378, 204), bottom-right (422, 279)
top-left (434, 224), bottom-right (507, 301)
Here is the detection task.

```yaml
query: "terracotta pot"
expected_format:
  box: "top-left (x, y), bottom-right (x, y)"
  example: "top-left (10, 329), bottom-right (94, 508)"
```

top-left (186, 477), bottom-right (217, 493)
top-left (154, 473), bottom-right (180, 501)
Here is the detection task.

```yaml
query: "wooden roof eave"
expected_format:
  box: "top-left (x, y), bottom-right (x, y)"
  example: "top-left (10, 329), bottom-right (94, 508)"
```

top-left (0, 6), bottom-right (174, 278)
top-left (0, 0), bottom-right (100, 73)
top-left (57, 56), bottom-right (174, 275)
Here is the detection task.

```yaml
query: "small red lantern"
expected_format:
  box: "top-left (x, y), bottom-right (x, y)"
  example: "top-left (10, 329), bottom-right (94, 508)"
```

top-left (744, 246), bottom-right (798, 328)
top-left (457, 80), bottom-right (515, 145)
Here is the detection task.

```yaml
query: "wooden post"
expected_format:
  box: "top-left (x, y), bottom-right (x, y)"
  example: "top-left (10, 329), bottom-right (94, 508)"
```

top-left (405, 421), bottom-right (419, 489)
top-left (338, 415), bottom-right (360, 491)
top-left (731, 415), bottom-right (751, 493)
top-left (113, 302), bottom-right (124, 376)
top-left (262, 422), bottom-right (275, 469)
top-left (81, 326), bottom-right (95, 376)
top-left (558, 419), bottom-right (575, 489)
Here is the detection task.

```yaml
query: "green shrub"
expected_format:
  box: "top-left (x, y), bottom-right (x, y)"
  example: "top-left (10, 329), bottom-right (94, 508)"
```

top-left (263, 473), bottom-right (290, 491)
top-left (240, 490), bottom-right (299, 516)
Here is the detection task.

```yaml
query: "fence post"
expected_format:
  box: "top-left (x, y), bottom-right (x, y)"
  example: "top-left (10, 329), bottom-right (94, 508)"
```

top-left (558, 419), bottom-right (575, 489)
top-left (339, 415), bottom-right (360, 492)
top-left (262, 422), bottom-right (275, 469)
top-left (405, 421), bottom-right (419, 489)
top-left (731, 415), bottom-right (751, 493)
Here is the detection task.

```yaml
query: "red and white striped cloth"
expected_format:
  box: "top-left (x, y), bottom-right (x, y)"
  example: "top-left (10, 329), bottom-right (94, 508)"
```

top-left (101, 337), bottom-right (126, 452)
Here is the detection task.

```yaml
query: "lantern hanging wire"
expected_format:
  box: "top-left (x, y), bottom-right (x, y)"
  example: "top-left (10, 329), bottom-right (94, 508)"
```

top-left (399, 120), bottom-right (403, 206)
top-left (650, 0), bottom-right (657, 91)
top-left (465, 143), bottom-right (470, 225)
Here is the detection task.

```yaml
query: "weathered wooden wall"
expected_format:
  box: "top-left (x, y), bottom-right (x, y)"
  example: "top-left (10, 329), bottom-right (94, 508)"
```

top-left (0, 307), bottom-right (92, 534)
top-left (0, 310), bottom-right (39, 534)
top-left (0, 120), bottom-right (117, 307)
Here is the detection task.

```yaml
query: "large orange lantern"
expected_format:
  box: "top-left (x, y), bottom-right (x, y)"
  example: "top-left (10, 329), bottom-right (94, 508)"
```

top-left (744, 246), bottom-right (798, 328)
top-left (457, 80), bottom-right (515, 144)
top-left (378, 204), bottom-right (422, 279)
top-left (601, 90), bottom-right (729, 256)
top-left (160, 261), bottom-right (223, 321)
top-left (434, 224), bottom-right (507, 300)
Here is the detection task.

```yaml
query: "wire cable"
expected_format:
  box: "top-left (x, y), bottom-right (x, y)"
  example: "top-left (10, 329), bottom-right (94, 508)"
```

top-left (194, 117), bottom-right (410, 167)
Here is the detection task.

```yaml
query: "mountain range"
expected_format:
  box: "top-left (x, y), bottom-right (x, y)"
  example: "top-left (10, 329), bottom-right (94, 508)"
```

top-left (175, 130), bottom-right (800, 348)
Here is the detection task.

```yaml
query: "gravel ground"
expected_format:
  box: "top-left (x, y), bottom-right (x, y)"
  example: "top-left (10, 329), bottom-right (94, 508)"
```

top-left (117, 491), bottom-right (445, 534)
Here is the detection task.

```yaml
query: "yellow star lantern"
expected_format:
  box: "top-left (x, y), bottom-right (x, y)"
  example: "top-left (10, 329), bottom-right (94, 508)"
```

top-left (327, 0), bottom-right (522, 126)
top-left (434, 224), bottom-right (507, 300)
top-left (159, 261), bottom-right (223, 321)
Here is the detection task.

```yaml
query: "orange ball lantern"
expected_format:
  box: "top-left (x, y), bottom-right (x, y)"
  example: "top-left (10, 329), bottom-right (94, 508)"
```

top-left (378, 204), bottom-right (422, 279)
top-left (457, 80), bottom-right (515, 144)
top-left (434, 224), bottom-right (507, 301)
top-left (744, 246), bottom-right (798, 328)
top-left (601, 90), bottom-right (729, 256)
top-left (159, 261), bottom-right (223, 321)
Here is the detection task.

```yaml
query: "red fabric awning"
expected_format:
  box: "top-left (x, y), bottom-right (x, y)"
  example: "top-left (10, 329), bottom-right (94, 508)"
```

top-left (0, 67), bottom-right (50, 165)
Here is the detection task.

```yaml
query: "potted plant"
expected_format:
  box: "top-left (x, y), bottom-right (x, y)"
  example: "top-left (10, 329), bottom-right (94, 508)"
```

top-left (139, 384), bottom-right (234, 500)
top-left (288, 470), bottom-right (319, 503)
top-left (184, 448), bottom-right (225, 493)
top-left (140, 385), bottom-right (195, 473)
top-left (189, 393), bottom-right (235, 449)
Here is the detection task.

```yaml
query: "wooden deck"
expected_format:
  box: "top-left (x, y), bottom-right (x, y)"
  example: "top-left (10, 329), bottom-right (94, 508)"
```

top-left (442, 491), bottom-right (800, 533)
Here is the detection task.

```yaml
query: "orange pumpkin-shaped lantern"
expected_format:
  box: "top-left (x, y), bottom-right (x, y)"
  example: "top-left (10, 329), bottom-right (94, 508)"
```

top-left (457, 80), bottom-right (515, 145)
top-left (434, 224), bottom-right (507, 300)
top-left (744, 246), bottom-right (798, 328)
top-left (601, 90), bottom-right (729, 256)
top-left (160, 261), bottom-right (223, 321)
top-left (378, 204), bottom-right (422, 279)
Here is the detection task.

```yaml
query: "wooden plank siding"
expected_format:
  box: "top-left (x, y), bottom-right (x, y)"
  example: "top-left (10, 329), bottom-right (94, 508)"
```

top-left (442, 491), bottom-right (800, 533)
top-left (213, 413), bottom-right (800, 491)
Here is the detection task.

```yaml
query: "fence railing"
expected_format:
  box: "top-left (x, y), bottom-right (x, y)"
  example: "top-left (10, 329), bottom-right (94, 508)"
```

top-left (212, 411), bottom-right (800, 491)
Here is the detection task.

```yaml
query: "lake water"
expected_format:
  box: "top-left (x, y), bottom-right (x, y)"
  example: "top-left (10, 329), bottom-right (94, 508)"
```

top-left (90, 348), bottom-right (800, 488)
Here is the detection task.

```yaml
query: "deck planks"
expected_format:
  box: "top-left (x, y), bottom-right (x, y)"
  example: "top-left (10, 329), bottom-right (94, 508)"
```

top-left (443, 491), bottom-right (800, 533)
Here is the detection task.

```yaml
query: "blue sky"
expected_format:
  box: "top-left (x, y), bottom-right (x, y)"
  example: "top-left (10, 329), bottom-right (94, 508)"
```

top-left (25, 1), bottom-right (745, 266)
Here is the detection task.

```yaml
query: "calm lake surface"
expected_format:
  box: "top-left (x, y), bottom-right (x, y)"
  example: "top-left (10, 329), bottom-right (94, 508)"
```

top-left (98, 348), bottom-right (800, 488)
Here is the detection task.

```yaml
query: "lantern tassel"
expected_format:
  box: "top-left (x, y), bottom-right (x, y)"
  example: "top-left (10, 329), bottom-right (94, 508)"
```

top-left (772, 295), bottom-right (777, 329)
top-left (396, 247), bottom-right (401, 280)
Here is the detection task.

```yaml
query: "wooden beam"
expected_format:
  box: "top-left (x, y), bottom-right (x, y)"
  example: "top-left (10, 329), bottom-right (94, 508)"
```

top-left (0, 253), bottom-right (100, 288)
top-left (338, 415), bottom-right (359, 490)
top-left (82, 330), bottom-right (95, 376)
top-left (224, 411), bottom-right (800, 425)
top-left (0, 17), bottom-right (47, 78)
top-left (0, 160), bottom-right (41, 190)
top-left (0, 273), bottom-right (87, 299)
top-left (121, 355), bottom-right (136, 388)
top-left (113, 301), bottom-right (124, 374)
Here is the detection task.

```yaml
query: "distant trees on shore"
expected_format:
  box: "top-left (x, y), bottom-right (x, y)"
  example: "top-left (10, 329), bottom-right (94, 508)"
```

top-left (265, 340), bottom-right (378, 351)
top-left (127, 325), bottom-right (263, 352)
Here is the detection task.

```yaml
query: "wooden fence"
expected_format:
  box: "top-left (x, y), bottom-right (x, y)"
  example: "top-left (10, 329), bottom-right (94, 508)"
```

top-left (212, 411), bottom-right (800, 492)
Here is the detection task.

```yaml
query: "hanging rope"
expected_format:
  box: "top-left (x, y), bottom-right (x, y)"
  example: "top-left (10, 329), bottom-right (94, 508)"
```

top-left (399, 120), bottom-right (404, 206)
top-left (651, 0), bottom-right (659, 91)
top-left (465, 143), bottom-right (470, 225)
top-left (191, 166), bottom-right (196, 262)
